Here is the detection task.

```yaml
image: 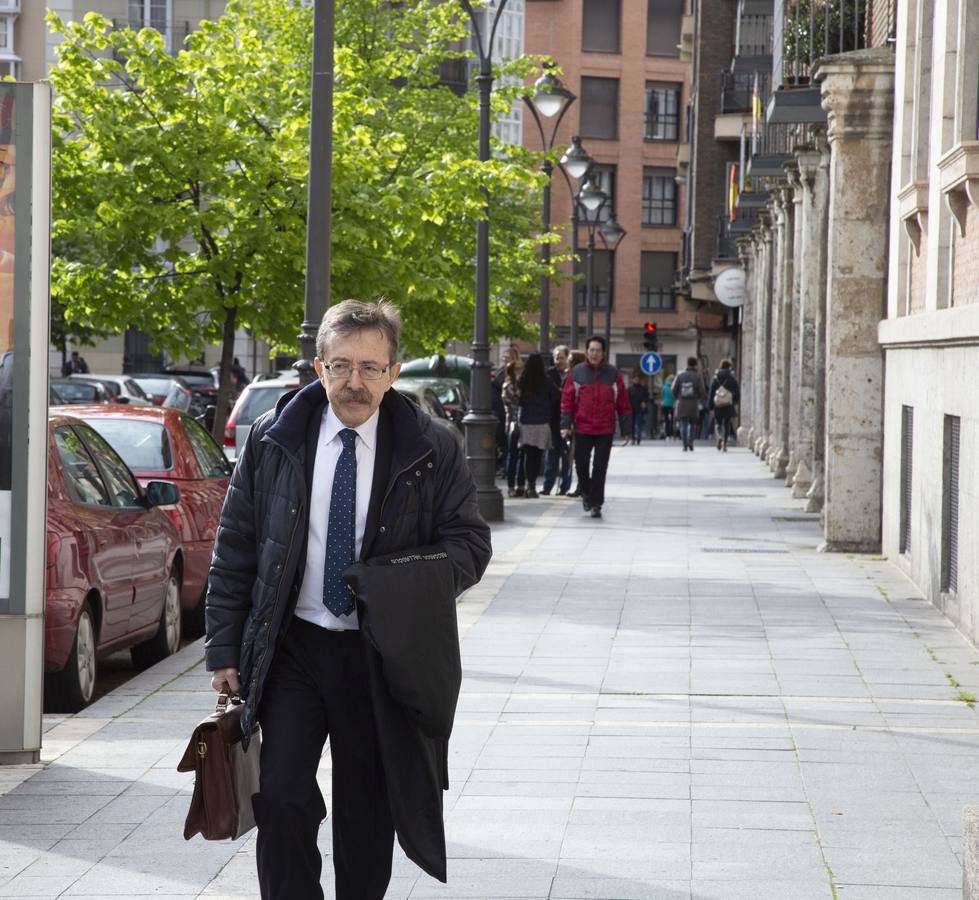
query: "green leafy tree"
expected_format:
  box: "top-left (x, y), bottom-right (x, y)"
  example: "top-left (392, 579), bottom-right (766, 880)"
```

top-left (48, 0), bottom-right (560, 438)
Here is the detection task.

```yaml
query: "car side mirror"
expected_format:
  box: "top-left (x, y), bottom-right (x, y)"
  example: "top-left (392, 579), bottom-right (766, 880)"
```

top-left (145, 480), bottom-right (180, 507)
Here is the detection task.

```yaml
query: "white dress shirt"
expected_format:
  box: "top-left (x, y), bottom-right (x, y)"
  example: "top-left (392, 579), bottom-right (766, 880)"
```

top-left (294, 406), bottom-right (379, 630)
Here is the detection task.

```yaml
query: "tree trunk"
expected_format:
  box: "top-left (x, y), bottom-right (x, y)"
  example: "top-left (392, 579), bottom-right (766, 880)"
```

top-left (212, 306), bottom-right (238, 444)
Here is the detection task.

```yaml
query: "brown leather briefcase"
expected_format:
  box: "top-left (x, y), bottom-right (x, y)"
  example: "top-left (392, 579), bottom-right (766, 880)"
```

top-left (177, 694), bottom-right (260, 840)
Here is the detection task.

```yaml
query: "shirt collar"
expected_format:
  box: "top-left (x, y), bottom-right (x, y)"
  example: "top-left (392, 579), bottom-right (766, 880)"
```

top-left (323, 405), bottom-right (380, 452)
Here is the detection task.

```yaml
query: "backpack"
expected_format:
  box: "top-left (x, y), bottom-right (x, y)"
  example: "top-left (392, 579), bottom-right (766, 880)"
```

top-left (714, 383), bottom-right (734, 408)
top-left (679, 378), bottom-right (696, 400)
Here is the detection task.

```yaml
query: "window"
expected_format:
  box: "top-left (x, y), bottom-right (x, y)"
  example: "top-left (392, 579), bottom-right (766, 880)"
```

top-left (640, 252), bottom-right (676, 310)
top-left (77, 424), bottom-right (142, 508)
top-left (580, 77), bottom-right (619, 140)
top-left (583, 0), bottom-right (621, 53)
top-left (647, 0), bottom-right (683, 56)
top-left (129, 0), bottom-right (171, 48)
top-left (183, 416), bottom-right (233, 478)
top-left (642, 168), bottom-right (678, 226)
top-left (590, 164), bottom-right (616, 223)
top-left (0, 17), bottom-right (8, 51)
top-left (645, 83), bottom-right (681, 141)
top-left (899, 405), bottom-right (913, 554)
top-left (55, 427), bottom-right (112, 507)
top-left (574, 250), bottom-right (612, 309)
top-left (82, 419), bottom-right (172, 471)
top-left (941, 415), bottom-right (960, 593)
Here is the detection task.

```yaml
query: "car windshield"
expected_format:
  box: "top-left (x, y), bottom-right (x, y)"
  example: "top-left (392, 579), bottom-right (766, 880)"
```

top-left (124, 379), bottom-right (149, 400)
top-left (238, 386), bottom-right (292, 426)
top-left (81, 418), bottom-right (173, 470)
top-left (135, 377), bottom-right (173, 395)
top-left (55, 382), bottom-right (100, 403)
top-left (172, 372), bottom-right (215, 389)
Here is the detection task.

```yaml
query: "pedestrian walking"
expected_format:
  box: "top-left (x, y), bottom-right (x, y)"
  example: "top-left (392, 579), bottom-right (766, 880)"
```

top-left (204, 299), bottom-right (492, 900)
top-left (517, 353), bottom-right (557, 498)
top-left (709, 358), bottom-right (741, 451)
top-left (541, 345), bottom-right (572, 496)
top-left (492, 345), bottom-right (519, 475)
top-left (560, 335), bottom-right (630, 519)
top-left (673, 357), bottom-right (706, 452)
top-left (626, 373), bottom-right (648, 445)
top-left (230, 356), bottom-right (248, 392)
top-left (661, 374), bottom-right (676, 440)
top-left (502, 359), bottom-right (526, 497)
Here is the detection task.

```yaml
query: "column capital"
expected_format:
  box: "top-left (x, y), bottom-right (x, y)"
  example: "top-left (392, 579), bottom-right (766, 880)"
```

top-left (796, 149), bottom-right (821, 190)
top-left (814, 48), bottom-right (895, 146)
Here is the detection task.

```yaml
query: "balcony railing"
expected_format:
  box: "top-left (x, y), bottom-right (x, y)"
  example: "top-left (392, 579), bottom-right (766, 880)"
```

top-left (736, 13), bottom-right (774, 59)
top-left (720, 70), bottom-right (771, 114)
top-left (773, 0), bottom-right (866, 89)
top-left (112, 18), bottom-right (195, 53)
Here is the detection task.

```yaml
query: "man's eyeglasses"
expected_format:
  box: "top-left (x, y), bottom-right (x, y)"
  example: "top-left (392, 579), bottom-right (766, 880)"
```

top-left (322, 361), bottom-right (391, 381)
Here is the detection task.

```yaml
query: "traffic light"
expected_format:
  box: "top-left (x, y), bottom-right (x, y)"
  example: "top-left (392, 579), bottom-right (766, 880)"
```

top-left (643, 321), bottom-right (658, 352)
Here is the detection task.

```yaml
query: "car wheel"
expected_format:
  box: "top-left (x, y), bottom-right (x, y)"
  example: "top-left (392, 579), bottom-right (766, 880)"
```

top-left (47, 601), bottom-right (97, 713)
top-left (131, 569), bottom-right (181, 671)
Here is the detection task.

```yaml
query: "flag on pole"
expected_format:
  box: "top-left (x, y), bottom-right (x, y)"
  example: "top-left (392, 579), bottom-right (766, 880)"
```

top-left (729, 163), bottom-right (738, 222)
top-left (751, 72), bottom-right (761, 149)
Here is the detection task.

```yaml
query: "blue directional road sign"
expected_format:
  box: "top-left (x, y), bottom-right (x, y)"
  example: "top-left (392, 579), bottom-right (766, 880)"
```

top-left (640, 352), bottom-right (662, 375)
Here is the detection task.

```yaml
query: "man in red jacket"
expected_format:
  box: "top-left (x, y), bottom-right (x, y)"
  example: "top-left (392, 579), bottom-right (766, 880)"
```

top-left (560, 336), bottom-right (631, 519)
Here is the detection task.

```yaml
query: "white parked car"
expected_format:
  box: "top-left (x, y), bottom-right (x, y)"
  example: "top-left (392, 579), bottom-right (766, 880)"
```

top-left (68, 374), bottom-right (152, 405)
top-left (223, 373), bottom-right (301, 460)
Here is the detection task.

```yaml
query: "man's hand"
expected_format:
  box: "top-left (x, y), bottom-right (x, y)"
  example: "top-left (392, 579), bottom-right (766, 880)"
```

top-left (560, 428), bottom-right (571, 440)
top-left (211, 667), bottom-right (241, 696)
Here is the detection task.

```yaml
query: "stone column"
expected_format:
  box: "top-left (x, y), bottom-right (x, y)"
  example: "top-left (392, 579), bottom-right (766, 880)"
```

top-left (754, 216), bottom-right (774, 458)
top-left (766, 192), bottom-right (791, 477)
top-left (784, 164), bottom-right (804, 488)
top-left (774, 185), bottom-right (794, 480)
top-left (793, 142), bottom-right (826, 502)
top-left (815, 50), bottom-right (894, 551)
top-left (737, 241), bottom-right (754, 443)
top-left (806, 135), bottom-right (831, 513)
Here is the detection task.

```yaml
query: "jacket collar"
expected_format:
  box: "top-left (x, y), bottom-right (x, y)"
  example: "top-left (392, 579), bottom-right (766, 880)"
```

top-left (265, 379), bottom-right (434, 464)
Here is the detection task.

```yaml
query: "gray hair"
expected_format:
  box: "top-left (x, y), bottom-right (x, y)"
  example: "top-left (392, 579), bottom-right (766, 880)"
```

top-left (316, 299), bottom-right (402, 362)
top-left (553, 344), bottom-right (570, 356)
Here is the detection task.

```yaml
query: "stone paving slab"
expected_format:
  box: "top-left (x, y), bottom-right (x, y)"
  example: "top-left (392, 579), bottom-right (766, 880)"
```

top-left (3, 441), bottom-right (979, 897)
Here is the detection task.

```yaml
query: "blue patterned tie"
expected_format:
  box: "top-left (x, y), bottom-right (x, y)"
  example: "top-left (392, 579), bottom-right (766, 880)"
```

top-left (322, 428), bottom-right (357, 617)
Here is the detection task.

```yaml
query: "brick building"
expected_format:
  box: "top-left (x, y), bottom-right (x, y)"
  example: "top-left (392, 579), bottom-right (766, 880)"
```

top-left (523, 0), bottom-right (701, 377)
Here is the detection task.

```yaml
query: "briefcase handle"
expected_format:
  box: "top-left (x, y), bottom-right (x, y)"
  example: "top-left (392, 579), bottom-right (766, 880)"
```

top-left (215, 692), bottom-right (242, 715)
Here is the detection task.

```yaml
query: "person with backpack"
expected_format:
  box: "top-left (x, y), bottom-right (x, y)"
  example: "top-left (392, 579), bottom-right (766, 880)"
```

top-left (672, 357), bottom-right (706, 452)
top-left (559, 336), bottom-right (631, 519)
top-left (709, 359), bottom-right (740, 452)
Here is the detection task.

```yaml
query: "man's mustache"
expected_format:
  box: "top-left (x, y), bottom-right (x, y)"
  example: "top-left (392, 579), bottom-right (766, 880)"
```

top-left (338, 388), bottom-right (372, 403)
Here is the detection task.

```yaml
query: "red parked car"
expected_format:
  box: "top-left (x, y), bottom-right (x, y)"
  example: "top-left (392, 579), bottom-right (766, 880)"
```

top-left (62, 405), bottom-right (233, 636)
top-left (46, 413), bottom-right (183, 711)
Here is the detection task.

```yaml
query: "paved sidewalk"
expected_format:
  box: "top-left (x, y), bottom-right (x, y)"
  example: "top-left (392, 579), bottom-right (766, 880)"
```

top-left (2, 438), bottom-right (979, 899)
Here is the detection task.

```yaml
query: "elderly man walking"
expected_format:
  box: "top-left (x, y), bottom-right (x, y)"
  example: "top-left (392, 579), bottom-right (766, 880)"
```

top-left (205, 299), bottom-right (492, 900)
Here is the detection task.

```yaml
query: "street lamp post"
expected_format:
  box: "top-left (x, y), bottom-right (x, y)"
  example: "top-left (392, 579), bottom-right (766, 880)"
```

top-left (577, 176), bottom-right (609, 341)
top-left (598, 214), bottom-right (626, 352)
top-left (459, 0), bottom-right (510, 522)
top-left (523, 67), bottom-right (576, 355)
top-left (560, 136), bottom-right (593, 349)
top-left (298, 0), bottom-right (335, 385)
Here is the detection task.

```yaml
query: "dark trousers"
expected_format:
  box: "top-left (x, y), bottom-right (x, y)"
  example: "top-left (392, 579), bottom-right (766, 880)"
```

top-left (679, 416), bottom-right (696, 449)
top-left (255, 618), bottom-right (394, 900)
top-left (505, 428), bottom-right (525, 489)
top-left (523, 445), bottom-right (544, 487)
top-left (631, 412), bottom-right (644, 443)
top-left (542, 439), bottom-right (572, 493)
top-left (662, 407), bottom-right (675, 438)
top-left (573, 432), bottom-right (613, 508)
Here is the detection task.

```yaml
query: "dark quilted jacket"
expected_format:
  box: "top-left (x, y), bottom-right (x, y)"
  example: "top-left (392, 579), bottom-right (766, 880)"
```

top-left (204, 381), bottom-right (491, 880)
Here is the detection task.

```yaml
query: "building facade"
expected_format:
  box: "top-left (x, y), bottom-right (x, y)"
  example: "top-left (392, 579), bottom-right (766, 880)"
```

top-left (696, 0), bottom-right (979, 643)
top-left (524, 0), bottom-right (710, 376)
top-left (880, 0), bottom-right (978, 640)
